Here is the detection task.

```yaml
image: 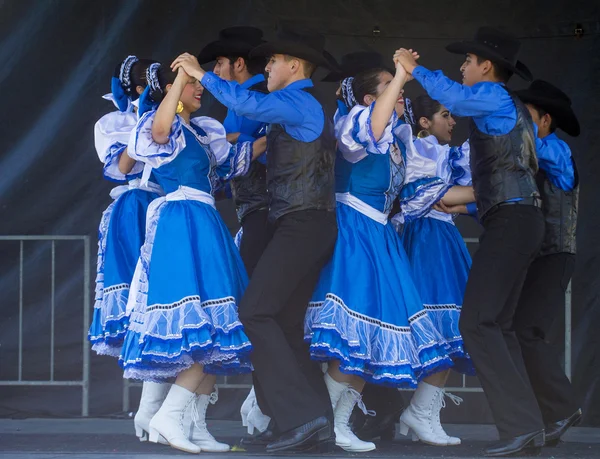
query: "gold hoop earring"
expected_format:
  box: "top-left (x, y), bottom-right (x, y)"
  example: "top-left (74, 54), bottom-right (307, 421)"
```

top-left (417, 130), bottom-right (430, 138)
top-left (176, 101), bottom-right (184, 114)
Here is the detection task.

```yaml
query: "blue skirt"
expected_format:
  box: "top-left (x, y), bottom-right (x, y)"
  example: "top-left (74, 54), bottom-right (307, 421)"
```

top-left (305, 203), bottom-right (453, 388)
top-left (88, 188), bottom-right (159, 357)
top-left (119, 197), bottom-right (252, 381)
top-left (400, 216), bottom-right (474, 374)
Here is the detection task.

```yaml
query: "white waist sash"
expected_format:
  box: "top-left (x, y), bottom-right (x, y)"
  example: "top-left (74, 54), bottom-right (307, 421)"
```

top-left (125, 185), bottom-right (215, 316)
top-left (109, 178), bottom-right (163, 200)
top-left (165, 186), bottom-right (215, 209)
top-left (335, 192), bottom-right (389, 225)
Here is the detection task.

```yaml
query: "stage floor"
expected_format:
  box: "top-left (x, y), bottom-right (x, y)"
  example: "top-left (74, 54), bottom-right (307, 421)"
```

top-left (1, 419), bottom-right (598, 458)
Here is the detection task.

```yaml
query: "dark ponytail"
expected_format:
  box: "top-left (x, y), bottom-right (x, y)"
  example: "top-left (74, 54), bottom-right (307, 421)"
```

top-left (128, 59), bottom-right (159, 100)
top-left (352, 67), bottom-right (388, 106)
top-left (411, 94), bottom-right (442, 134)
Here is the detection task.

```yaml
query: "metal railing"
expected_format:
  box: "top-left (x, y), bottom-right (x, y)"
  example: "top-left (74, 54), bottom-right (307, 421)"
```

top-left (0, 233), bottom-right (573, 414)
top-left (0, 235), bottom-right (91, 416)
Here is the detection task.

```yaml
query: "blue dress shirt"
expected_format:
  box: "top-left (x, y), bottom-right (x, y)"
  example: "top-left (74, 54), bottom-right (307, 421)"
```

top-left (201, 72), bottom-right (324, 142)
top-left (412, 66), bottom-right (517, 136)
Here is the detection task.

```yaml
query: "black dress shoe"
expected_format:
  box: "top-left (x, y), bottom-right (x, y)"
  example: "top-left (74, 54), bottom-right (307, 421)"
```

top-left (355, 412), bottom-right (399, 441)
top-left (240, 426), bottom-right (278, 447)
top-left (266, 416), bottom-right (334, 453)
top-left (484, 430), bottom-right (545, 457)
top-left (545, 409), bottom-right (582, 447)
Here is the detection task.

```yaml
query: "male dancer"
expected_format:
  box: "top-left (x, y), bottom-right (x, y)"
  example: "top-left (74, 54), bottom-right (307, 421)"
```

top-left (514, 80), bottom-right (582, 445)
top-left (198, 26), bottom-right (269, 277)
top-left (397, 27), bottom-right (546, 456)
top-left (172, 25), bottom-right (339, 453)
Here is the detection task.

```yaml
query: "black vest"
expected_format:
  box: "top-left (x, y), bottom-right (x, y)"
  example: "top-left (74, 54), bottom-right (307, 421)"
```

top-left (536, 161), bottom-right (578, 256)
top-left (266, 87), bottom-right (336, 221)
top-left (469, 90), bottom-right (540, 220)
top-left (230, 80), bottom-right (270, 222)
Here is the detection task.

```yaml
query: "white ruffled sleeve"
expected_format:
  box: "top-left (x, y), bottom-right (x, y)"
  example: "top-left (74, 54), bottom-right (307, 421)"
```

top-left (413, 137), bottom-right (472, 187)
top-left (335, 103), bottom-right (397, 163)
top-left (189, 116), bottom-right (252, 180)
top-left (94, 110), bottom-right (143, 181)
top-left (447, 140), bottom-right (472, 186)
top-left (128, 110), bottom-right (187, 169)
top-left (394, 123), bottom-right (452, 222)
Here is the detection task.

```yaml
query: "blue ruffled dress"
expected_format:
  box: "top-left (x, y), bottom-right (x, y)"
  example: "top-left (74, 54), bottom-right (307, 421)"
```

top-left (304, 104), bottom-right (455, 387)
top-left (394, 135), bottom-right (474, 374)
top-left (88, 99), bottom-right (163, 357)
top-left (118, 111), bottom-right (254, 381)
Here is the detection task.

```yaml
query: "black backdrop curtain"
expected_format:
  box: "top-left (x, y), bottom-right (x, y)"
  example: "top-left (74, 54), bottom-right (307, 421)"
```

top-left (0, 0), bottom-right (598, 425)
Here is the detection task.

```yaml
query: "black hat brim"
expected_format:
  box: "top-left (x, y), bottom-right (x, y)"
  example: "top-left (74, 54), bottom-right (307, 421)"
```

top-left (515, 90), bottom-right (580, 136)
top-left (198, 40), bottom-right (258, 64)
top-left (446, 41), bottom-right (533, 82)
top-left (250, 40), bottom-right (335, 70)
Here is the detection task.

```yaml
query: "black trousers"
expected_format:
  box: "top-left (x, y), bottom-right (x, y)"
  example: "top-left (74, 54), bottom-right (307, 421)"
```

top-left (459, 205), bottom-right (545, 439)
top-left (360, 384), bottom-right (404, 415)
top-left (239, 210), bottom-right (338, 433)
top-left (239, 209), bottom-right (272, 278)
top-left (513, 253), bottom-right (578, 424)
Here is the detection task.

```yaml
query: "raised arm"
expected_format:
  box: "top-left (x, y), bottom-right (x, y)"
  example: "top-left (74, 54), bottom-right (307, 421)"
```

top-left (152, 68), bottom-right (190, 144)
top-left (394, 48), bottom-right (509, 117)
top-left (171, 53), bottom-right (305, 126)
top-left (370, 49), bottom-right (416, 141)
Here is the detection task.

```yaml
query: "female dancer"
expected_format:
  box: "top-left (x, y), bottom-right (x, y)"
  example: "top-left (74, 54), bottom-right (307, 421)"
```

top-left (119, 63), bottom-right (265, 454)
top-left (305, 52), bottom-right (461, 451)
top-left (87, 57), bottom-right (173, 446)
top-left (395, 94), bottom-right (475, 446)
top-left (89, 55), bottom-right (161, 356)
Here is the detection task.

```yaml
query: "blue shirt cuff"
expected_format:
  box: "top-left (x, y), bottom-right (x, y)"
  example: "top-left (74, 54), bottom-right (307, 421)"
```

top-left (201, 72), bottom-right (219, 92)
top-left (466, 202), bottom-right (478, 217)
top-left (412, 65), bottom-right (430, 82)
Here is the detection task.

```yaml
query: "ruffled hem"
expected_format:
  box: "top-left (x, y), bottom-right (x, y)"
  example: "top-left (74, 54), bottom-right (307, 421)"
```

top-left (120, 196), bottom-right (252, 380)
top-left (91, 341), bottom-right (124, 358)
top-left (120, 325), bottom-right (253, 381)
top-left (88, 307), bottom-right (129, 353)
top-left (89, 200), bottom-right (127, 356)
top-left (305, 294), bottom-right (454, 387)
top-left (424, 304), bottom-right (475, 375)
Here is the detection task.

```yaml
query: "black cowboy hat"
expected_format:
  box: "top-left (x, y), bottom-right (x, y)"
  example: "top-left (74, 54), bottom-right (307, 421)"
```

top-left (322, 51), bottom-right (393, 82)
top-left (249, 23), bottom-right (338, 70)
top-left (516, 80), bottom-right (580, 137)
top-left (198, 26), bottom-right (265, 64)
top-left (446, 27), bottom-right (533, 81)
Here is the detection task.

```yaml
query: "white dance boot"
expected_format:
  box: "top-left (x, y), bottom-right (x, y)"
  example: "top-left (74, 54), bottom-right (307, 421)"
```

top-left (432, 389), bottom-right (463, 445)
top-left (334, 388), bottom-right (377, 452)
top-left (240, 386), bottom-right (271, 435)
top-left (399, 381), bottom-right (452, 446)
top-left (190, 387), bottom-right (230, 452)
top-left (324, 373), bottom-right (351, 448)
top-left (324, 372), bottom-right (348, 410)
top-left (240, 386), bottom-right (255, 432)
top-left (148, 384), bottom-right (201, 453)
top-left (134, 381), bottom-right (170, 445)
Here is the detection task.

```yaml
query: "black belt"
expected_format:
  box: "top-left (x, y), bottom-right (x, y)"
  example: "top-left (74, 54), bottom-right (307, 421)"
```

top-left (495, 196), bottom-right (542, 209)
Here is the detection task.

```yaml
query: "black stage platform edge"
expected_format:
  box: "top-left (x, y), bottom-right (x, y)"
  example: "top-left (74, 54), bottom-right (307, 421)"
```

top-left (1, 419), bottom-right (599, 459)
